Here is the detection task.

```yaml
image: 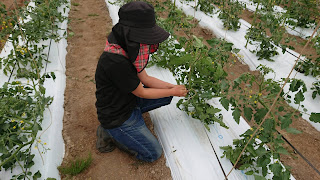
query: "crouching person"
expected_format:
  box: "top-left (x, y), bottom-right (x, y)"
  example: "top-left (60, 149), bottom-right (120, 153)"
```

top-left (94, 1), bottom-right (188, 162)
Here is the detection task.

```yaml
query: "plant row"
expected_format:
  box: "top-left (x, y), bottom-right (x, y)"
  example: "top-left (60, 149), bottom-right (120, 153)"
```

top-left (188, 0), bottom-right (320, 99)
top-left (111, 0), bottom-right (320, 179)
top-left (0, 0), bottom-right (68, 179)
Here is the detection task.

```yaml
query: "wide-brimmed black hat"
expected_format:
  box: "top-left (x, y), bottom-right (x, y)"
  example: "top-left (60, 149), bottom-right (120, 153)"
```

top-left (117, 1), bottom-right (169, 44)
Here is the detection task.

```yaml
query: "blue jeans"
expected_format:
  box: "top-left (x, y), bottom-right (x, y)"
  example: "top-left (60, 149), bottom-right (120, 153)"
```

top-left (104, 96), bottom-right (173, 162)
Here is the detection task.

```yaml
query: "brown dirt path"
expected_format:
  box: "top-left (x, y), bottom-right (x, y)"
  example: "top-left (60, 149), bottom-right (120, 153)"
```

top-left (61, 0), bottom-right (171, 179)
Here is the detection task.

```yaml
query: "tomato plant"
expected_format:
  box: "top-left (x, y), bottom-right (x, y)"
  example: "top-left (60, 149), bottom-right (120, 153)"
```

top-left (295, 57), bottom-right (320, 78)
top-left (295, 34), bottom-right (320, 81)
top-left (216, 0), bottom-right (244, 31)
top-left (0, 0), bottom-right (67, 179)
top-left (311, 80), bottom-right (320, 100)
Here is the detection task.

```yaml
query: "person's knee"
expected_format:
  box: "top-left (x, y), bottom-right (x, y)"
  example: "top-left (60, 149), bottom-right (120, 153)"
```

top-left (146, 145), bottom-right (163, 162)
top-left (137, 143), bottom-right (163, 162)
top-left (153, 145), bottom-right (163, 161)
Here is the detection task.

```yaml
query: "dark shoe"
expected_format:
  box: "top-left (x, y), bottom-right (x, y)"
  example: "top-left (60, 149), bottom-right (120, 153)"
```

top-left (96, 125), bottom-right (116, 153)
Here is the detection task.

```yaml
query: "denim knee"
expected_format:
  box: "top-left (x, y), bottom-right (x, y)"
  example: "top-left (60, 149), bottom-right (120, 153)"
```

top-left (152, 145), bottom-right (163, 162)
top-left (138, 144), bottom-right (163, 162)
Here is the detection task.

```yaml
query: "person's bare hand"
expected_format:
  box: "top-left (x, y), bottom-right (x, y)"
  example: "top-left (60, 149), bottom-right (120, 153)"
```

top-left (172, 85), bottom-right (188, 97)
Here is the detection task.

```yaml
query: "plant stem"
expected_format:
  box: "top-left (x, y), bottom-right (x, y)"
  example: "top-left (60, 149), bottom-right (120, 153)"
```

top-left (0, 140), bottom-right (33, 168)
top-left (245, 0), bottom-right (260, 48)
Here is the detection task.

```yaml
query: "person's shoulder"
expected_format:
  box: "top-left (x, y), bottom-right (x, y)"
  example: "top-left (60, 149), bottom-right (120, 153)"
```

top-left (99, 51), bottom-right (129, 65)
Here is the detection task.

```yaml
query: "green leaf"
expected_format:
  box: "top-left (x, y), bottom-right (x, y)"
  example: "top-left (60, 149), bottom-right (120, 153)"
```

top-left (220, 79), bottom-right (229, 91)
top-left (224, 42), bottom-right (234, 51)
top-left (294, 90), bottom-right (305, 104)
top-left (169, 54), bottom-right (193, 66)
top-left (254, 108), bottom-right (268, 123)
top-left (0, 143), bottom-right (8, 154)
top-left (278, 106), bottom-right (284, 112)
top-left (280, 115), bottom-right (292, 129)
top-left (312, 91), bottom-right (317, 99)
top-left (0, 124), bottom-right (10, 131)
top-left (199, 112), bottom-right (209, 120)
top-left (232, 48), bottom-right (241, 54)
top-left (244, 107), bottom-right (253, 121)
top-left (238, 164), bottom-right (250, 170)
top-left (245, 170), bottom-right (254, 175)
top-left (279, 169), bottom-right (291, 180)
top-left (220, 98), bottom-right (229, 110)
top-left (20, 135), bottom-right (28, 142)
top-left (269, 163), bottom-right (282, 177)
top-left (220, 145), bottom-right (232, 151)
top-left (289, 79), bottom-right (306, 92)
top-left (246, 145), bottom-right (257, 156)
top-left (262, 166), bottom-right (268, 177)
top-left (192, 35), bottom-right (204, 48)
top-left (257, 156), bottom-right (271, 167)
top-left (39, 85), bottom-right (46, 94)
top-left (32, 123), bottom-right (42, 132)
top-left (206, 107), bottom-right (221, 114)
top-left (214, 63), bottom-right (224, 79)
top-left (204, 124), bottom-right (210, 131)
top-left (254, 175), bottom-right (267, 180)
top-left (176, 99), bottom-right (183, 109)
top-left (68, 32), bottom-right (75, 38)
top-left (33, 171), bottom-right (41, 180)
top-left (289, 79), bottom-right (299, 92)
top-left (51, 72), bottom-right (56, 80)
top-left (256, 146), bottom-right (268, 156)
top-left (310, 113), bottom-right (320, 123)
top-left (276, 146), bottom-right (289, 155)
top-left (285, 127), bottom-right (302, 134)
top-left (232, 108), bottom-right (241, 124)
top-left (206, 38), bottom-right (220, 47)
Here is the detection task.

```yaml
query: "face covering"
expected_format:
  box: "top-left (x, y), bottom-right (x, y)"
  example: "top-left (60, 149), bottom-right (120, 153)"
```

top-left (133, 43), bottom-right (159, 73)
top-left (104, 40), bottom-right (159, 73)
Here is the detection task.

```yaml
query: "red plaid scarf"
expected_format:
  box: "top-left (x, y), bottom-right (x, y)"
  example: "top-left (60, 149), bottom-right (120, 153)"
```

top-left (104, 41), bottom-right (158, 73)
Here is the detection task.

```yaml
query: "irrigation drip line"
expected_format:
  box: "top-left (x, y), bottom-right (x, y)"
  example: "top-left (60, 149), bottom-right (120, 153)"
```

top-left (276, 130), bottom-right (320, 176)
top-left (204, 127), bottom-right (228, 180)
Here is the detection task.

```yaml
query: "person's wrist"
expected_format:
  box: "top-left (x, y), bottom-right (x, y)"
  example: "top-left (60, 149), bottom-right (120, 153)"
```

top-left (169, 87), bottom-right (176, 96)
top-left (168, 84), bottom-right (175, 89)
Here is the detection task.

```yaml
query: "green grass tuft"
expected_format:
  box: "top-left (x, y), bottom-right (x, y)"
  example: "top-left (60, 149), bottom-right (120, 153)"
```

top-left (71, 2), bottom-right (80, 6)
top-left (58, 153), bottom-right (93, 176)
top-left (88, 13), bottom-right (99, 17)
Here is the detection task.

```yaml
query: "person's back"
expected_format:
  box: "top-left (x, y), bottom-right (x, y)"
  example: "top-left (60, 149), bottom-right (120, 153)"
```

top-left (95, 51), bottom-right (138, 129)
